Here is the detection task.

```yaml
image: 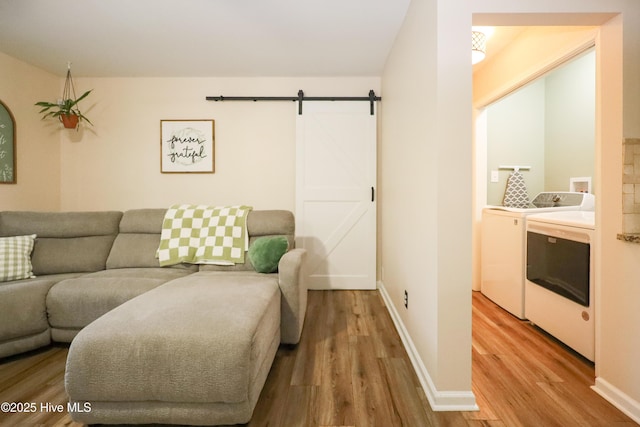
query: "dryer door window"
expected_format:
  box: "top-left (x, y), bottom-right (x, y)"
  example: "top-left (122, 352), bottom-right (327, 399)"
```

top-left (526, 231), bottom-right (590, 306)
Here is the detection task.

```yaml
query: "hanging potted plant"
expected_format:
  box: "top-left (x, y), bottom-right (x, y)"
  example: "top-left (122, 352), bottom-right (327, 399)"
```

top-left (35, 91), bottom-right (93, 129)
top-left (35, 63), bottom-right (93, 129)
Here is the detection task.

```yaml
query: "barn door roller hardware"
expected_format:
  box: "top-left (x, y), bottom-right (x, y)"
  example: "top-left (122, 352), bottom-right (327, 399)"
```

top-left (206, 90), bottom-right (381, 115)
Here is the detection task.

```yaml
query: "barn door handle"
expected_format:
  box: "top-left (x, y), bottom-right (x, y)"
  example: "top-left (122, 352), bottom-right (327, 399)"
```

top-left (371, 187), bottom-right (375, 202)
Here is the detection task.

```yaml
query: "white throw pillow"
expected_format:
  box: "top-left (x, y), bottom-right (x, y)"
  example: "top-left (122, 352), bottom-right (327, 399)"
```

top-left (0, 234), bottom-right (37, 282)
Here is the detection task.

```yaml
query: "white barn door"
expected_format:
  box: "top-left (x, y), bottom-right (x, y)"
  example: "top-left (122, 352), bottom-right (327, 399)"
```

top-left (295, 101), bottom-right (376, 290)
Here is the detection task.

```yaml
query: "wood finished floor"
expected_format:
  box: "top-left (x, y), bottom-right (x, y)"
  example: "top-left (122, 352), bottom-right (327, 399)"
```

top-left (0, 290), bottom-right (636, 426)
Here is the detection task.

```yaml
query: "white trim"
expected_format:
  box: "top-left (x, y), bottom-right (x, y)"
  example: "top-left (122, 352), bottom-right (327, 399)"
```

top-left (592, 377), bottom-right (640, 424)
top-left (377, 281), bottom-right (478, 411)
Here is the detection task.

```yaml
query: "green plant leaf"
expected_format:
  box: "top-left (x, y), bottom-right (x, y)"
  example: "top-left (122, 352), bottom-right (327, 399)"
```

top-left (34, 89), bottom-right (93, 125)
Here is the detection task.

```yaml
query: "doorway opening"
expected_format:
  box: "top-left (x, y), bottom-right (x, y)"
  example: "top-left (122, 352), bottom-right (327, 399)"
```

top-left (471, 22), bottom-right (603, 417)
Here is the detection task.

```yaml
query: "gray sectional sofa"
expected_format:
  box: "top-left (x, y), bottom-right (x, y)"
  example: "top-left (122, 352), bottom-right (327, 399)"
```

top-left (0, 208), bottom-right (307, 426)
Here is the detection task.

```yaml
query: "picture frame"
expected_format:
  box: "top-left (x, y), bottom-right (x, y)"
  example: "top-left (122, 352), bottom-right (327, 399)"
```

top-left (160, 119), bottom-right (215, 173)
top-left (0, 100), bottom-right (16, 184)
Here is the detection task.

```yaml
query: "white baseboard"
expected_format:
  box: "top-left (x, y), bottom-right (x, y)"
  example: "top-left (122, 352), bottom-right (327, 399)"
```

top-left (592, 377), bottom-right (640, 424)
top-left (377, 281), bottom-right (478, 411)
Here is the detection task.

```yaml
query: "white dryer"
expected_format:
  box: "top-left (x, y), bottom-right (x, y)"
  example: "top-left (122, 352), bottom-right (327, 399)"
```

top-left (525, 210), bottom-right (595, 361)
top-left (481, 192), bottom-right (594, 319)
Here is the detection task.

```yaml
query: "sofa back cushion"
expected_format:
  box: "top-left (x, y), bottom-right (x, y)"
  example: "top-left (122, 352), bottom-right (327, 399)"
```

top-left (0, 211), bottom-right (122, 275)
top-left (199, 210), bottom-right (295, 272)
top-left (106, 209), bottom-right (197, 271)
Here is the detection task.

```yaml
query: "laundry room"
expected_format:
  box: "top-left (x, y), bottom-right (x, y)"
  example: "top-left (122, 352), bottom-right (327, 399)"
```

top-left (468, 14), bottom-right (640, 421)
top-left (473, 26), bottom-right (598, 362)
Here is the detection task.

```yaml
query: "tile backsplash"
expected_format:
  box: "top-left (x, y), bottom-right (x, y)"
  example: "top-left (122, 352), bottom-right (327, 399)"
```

top-left (622, 138), bottom-right (640, 235)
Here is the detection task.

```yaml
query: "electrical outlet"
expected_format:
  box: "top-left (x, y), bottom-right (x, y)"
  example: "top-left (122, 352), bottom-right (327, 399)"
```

top-left (404, 290), bottom-right (408, 309)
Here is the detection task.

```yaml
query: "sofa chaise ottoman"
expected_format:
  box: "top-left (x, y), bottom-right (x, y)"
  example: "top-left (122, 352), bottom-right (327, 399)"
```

top-left (0, 207), bottom-right (307, 425)
top-left (66, 272), bottom-right (282, 425)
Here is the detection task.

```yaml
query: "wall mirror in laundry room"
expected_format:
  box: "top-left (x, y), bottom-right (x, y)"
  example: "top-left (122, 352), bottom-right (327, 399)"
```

top-left (484, 48), bottom-right (595, 206)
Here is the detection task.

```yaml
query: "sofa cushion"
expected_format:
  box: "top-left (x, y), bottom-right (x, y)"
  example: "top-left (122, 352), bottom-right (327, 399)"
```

top-left (106, 209), bottom-right (197, 272)
top-left (47, 268), bottom-right (193, 331)
top-left (66, 272), bottom-right (281, 405)
top-left (0, 234), bottom-right (36, 282)
top-left (0, 211), bottom-right (122, 275)
top-left (33, 235), bottom-right (118, 275)
top-left (0, 273), bottom-right (82, 357)
top-left (107, 233), bottom-right (165, 268)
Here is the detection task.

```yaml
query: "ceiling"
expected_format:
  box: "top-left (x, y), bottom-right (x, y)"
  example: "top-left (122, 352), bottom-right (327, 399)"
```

top-left (473, 26), bottom-right (527, 72)
top-left (0, 1), bottom-right (535, 79)
top-left (0, 0), bottom-right (412, 77)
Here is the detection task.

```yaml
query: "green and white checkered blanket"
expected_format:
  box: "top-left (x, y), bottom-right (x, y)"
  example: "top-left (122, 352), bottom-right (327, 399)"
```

top-left (157, 204), bottom-right (253, 267)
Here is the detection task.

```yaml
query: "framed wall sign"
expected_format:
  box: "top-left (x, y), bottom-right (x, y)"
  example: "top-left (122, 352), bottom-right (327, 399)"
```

top-left (160, 119), bottom-right (215, 173)
top-left (0, 100), bottom-right (16, 184)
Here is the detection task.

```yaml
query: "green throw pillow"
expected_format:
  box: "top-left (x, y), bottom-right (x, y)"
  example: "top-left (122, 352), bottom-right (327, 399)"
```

top-left (0, 234), bottom-right (37, 282)
top-left (249, 236), bottom-right (289, 273)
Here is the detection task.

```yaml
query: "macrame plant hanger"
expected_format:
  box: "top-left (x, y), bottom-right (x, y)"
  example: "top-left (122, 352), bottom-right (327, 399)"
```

top-left (59, 62), bottom-right (91, 129)
top-left (62, 62), bottom-right (78, 109)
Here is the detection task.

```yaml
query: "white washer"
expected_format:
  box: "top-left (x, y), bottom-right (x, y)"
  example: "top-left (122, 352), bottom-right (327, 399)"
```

top-left (481, 192), bottom-right (594, 319)
top-left (525, 210), bottom-right (595, 361)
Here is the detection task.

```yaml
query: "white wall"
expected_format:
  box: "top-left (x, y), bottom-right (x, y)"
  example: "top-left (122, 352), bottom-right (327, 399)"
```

top-left (380, 0), bottom-right (439, 391)
top-left (380, 0), bottom-right (475, 408)
top-left (486, 79), bottom-right (546, 205)
top-left (484, 50), bottom-right (596, 205)
top-left (596, 12), bottom-right (640, 421)
top-left (0, 53), bottom-right (61, 210)
top-left (545, 50), bottom-right (596, 193)
top-left (59, 77), bottom-right (379, 212)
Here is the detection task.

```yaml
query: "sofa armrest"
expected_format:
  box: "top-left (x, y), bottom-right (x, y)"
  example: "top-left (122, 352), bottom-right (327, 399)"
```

top-left (277, 248), bottom-right (307, 344)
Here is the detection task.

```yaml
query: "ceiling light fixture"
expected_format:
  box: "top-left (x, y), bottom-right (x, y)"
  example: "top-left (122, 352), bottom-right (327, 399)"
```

top-left (472, 30), bottom-right (487, 64)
